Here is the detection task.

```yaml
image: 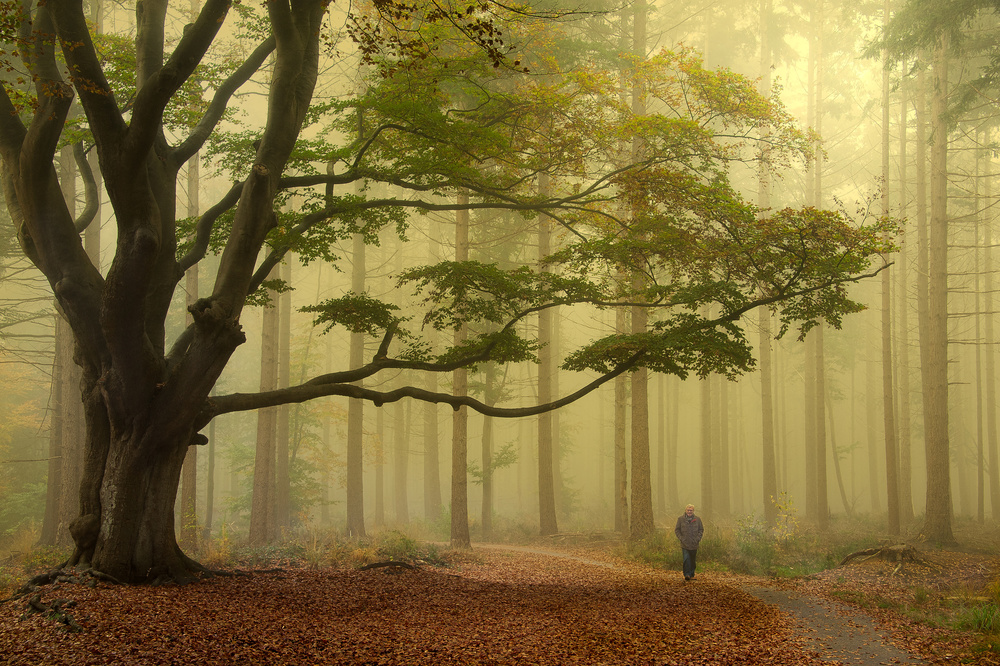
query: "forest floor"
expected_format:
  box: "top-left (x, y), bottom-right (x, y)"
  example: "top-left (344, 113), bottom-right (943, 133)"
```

top-left (0, 541), bottom-right (997, 665)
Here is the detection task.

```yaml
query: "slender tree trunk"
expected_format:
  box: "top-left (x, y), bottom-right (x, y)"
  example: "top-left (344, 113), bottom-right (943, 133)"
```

top-left (375, 407), bottom-right (385, 528)
top-left (757, 0), bottom-right (776, 525)
top-left (815, 325), bottom-right (829, 530)
top-left (320, 322), bottom-right (332, 526)
top-left (276, 260), bottom-right (291, 533)
top-left (630, 299), bottom-right (653, 537)
top-left (975, 131), bottom-right (986, 524)
top-left (760, 307), bottom-right (776, 524)
top-left (182, 149), bottom-right (201, 546)
top-left (881, 6), bottom-right (900, 534)
top-left (924, 37), bottom-right (955, 543)
top-left (897, 63), bottom-right (915, 524)
top-left (41, 314), bottom-right (65, 546)
top-left (346, 118), bottom-right (367, 536)
top-left (656, 373), bottom-right (665, 518)
top-left (180, 152), bottom-right (199, 548)
top-left (716, 377), bottom-right (731, 518)
top-left (666, 376), bottom-right (679, 511)
top-left (180, 262), bottom-right (199, 549)
top-left (394, 394), bottom-right (409, 525)
top-left (423, 223), bottom-right (443, 523)
top-left (627, 0), bottom-right (654, 541)
top-left (804, 330), bottom-right (817, 520)
top-left (826, 386), bottom-right (852, 516)
top-left (481, 363), bottom-right (496, 537)
top-left (700, 374), bottom-right (713, 517)
top-left (451, 195), bottom-right (471, 548)
top-left (346, 228), bottom-right (367, 537)
top-left (204, 418), bottom-right (215, 540)
top-left (537, 174), bottom-right (558, 536)
top-left (249, 268), bottom-right (279, 546)
top-left (867, 330), bottom-right (882, 513)
top-left (985, 137), bottom-right (1000, 521)
top-left (614, 306), bottom-right (629, 534)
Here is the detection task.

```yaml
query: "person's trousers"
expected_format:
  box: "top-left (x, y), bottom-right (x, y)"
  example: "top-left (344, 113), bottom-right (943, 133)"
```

top-left (682, 548), bottom-right (697, 579)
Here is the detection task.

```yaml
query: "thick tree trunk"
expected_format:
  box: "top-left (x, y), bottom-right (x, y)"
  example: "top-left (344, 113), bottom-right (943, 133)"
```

top-left (90, 426), bottom-right (196, 583)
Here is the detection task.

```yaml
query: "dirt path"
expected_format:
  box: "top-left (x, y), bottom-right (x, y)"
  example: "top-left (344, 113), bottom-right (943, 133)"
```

top-left (739, 584), bottom-right (927, 665)
top-left (476, 543), bottom-right (929, 665)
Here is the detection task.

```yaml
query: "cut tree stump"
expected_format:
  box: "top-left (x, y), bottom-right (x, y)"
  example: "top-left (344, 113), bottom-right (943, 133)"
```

top-left (839, 544), bottom-right (935, 573)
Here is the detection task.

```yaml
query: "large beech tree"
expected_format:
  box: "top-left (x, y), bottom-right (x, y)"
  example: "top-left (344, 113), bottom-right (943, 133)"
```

top-left (1, 0), bottom-right (894, 583)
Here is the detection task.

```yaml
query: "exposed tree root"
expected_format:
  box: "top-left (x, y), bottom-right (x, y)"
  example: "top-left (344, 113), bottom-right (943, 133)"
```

top-left (545, 532), bottom-right (619, 543)
top-left (839, 543), bottom-right (938, 574)
top-left (2, 566), bottom-right (121, 604)
top-left (358, 561), bottom-right (417, 571)
top-left (23, 593), bottom-right (83, 632)
top-left (0, 567), bottom-right (118, 632)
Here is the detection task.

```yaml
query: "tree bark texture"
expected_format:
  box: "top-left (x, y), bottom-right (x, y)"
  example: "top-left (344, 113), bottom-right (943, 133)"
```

top-left (923, 37), bottom-right (955, 543)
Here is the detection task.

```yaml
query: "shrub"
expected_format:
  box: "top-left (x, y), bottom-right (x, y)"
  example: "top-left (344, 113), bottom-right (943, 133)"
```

top-left (957, 604), bottom-right (1000, 634)
top-left (732, 514), bottom-right (775, 575)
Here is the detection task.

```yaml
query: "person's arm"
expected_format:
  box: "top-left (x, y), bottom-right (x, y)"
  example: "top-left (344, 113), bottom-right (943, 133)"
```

top-left (674, 517), bottom-right (682, 540)
top-left (697, 518), bottom-right (704, 541)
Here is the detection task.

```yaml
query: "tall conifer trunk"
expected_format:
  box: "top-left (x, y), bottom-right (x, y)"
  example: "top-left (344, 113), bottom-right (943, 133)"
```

top-left (881, 0), bottom-right (900, 535)
top-left (924, 37), bottom-right (955, 543)
top-left (451, 195), bottom-right (471, 548)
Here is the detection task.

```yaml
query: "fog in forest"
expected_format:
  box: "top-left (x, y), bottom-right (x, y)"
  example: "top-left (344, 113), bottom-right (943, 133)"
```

top-left (0, 0), bottom-right (997, 561)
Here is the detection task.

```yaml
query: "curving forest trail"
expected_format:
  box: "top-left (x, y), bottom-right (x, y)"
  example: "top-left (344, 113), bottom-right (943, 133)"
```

top-left (0, 543), bottom-right (985, 665)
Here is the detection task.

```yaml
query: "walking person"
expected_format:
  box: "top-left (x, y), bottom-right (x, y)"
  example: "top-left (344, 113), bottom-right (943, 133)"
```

top-left (674, 504), bottom-right (704, 581)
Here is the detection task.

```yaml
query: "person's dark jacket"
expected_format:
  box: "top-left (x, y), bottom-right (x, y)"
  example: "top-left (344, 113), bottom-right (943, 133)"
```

top-left (674, 513), bottom-right (704, 551)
